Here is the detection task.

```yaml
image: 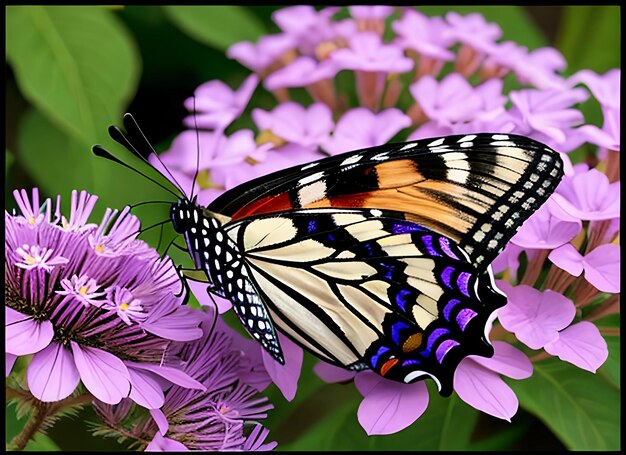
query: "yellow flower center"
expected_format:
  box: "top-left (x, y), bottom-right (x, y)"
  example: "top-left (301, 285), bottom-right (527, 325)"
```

top-left (79, 286), bottom-right (88, 295)
top-left (256, 129), bottom-right (286, 149)
top-left (95, 245), bottom-right (105, 253)
top-left (23, 254), bottom-right (38, 265)
top-left (219, 406), bottom-right (229, 414)
top-left (119, 303), bottom-right (129, 311)
top-left (28, 216), bottom-right (36, 225)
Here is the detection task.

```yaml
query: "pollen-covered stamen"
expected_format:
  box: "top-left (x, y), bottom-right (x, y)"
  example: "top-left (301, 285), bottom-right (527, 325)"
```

top-left (12, 188), bottom-right (51, 226)
top-left (103, 286), bottom-right (148, 326)
top-left (61, 190), bottom-right (99, 231)
top-left (89, 206), bottom-right (141, 256)
top-left (15, 244), bottom-right (69, 272)
top-left (57, 274), bottom-right (106, 307)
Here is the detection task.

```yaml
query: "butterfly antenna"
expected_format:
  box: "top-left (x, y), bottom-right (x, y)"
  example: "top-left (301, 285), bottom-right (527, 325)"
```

top-left (111, 114), bottom-right (188, 198)
top-left (190, 96), bottom-right (201, 201)
top-left (129, 200), bottom-right (173, 210)
top-left (92, 146), bottom-right (181, 199)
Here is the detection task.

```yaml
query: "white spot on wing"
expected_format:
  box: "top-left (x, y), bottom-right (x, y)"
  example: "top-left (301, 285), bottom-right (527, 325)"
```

top-left (458, 135), bottom-right (477, 142)
top-left (299, 171), bottom-right (324, 186)
top-left (400, 143), bottom-right (418, 151)
top-left (341, 154), bottom-right (363, 166)
top-left (428, 138), bottom-right (445, 146)
top-left (492, 134), bottom-right (510, 140)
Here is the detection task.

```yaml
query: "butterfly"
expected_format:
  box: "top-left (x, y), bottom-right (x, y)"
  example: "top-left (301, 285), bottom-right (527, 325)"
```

top-left (93, 114), bottom-right (564, 396)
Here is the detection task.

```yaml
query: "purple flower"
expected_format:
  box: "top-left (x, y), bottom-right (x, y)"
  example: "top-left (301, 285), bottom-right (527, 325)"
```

top-left (454, 341), bottom-right (532, 422)
top-left (550, 168), bottom-right (620, 220)
top-left (508, 87), bottom-right (588, 147)
top-left (543, 322), bottom-right (609, 373)
top-left (392, 9), bottom-right (455, 61)
top-left (349, 6), bottom-right (395, 20)
top-left (183, 74), bottom-right (258, 130)
top-left (569, 68), bottom-right (620, 110)
top-left (261, 332), bottom-right (304, 401)
top-left (510, 200), bottom-right (582, 249)
top-left (446, 12), bottom-right (502, 53)
top-left (94, 316), bottom-right (276, 451)
top-left (410, 73), bottom-right (506, 126)
top-left (355, 371), bottom-right (429, 435)
top-left (549, 243), bottom-right (620, 293)
top-left (496, 281), bottom-right (576, 350)
top-left (12, 188), bottom-right (54, 227)
top-left (5, 189), bottom-right (203, 406)
top-left (252, 101), bottom-right (334, 150)
top-left (272, 6), bottom-right (342, 57)
top-left (227, 34), bottom-right (297, 73)
top-left (323, 107), bottom-right (411, 155)
top-left (329, 31), bottom-right (413, 73)
top-left (264, 56), bottom-right (339, 90)
top-left (579, 107), bottom-right (620, 152)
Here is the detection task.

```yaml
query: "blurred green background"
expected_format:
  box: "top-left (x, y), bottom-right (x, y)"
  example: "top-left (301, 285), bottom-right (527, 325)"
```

top-left (5, 5), bottom-right (620, 451)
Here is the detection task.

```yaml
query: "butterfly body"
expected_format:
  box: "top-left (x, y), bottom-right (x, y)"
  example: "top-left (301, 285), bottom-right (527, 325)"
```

top-left (96, 115), bottom-right (564, 396)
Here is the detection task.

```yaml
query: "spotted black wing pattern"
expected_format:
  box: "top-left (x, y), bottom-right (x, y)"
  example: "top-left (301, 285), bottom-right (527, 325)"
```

top-left (210, 133), bottom-right (564, 269)
top-left (224, 207), bottom-right (506, 396)
top-left (178, 209), bottom-right (284, 363)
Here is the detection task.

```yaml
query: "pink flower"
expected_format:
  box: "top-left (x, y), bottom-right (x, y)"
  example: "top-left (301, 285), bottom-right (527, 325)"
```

top-left (508, 87), bottom-right (588, 147)
top-left (446, 12), bottom-right (502, 53)
top-left (252, 102), bottom-right (334, 150)
top-left (14, 244), bottom-right (68, 272)
top-left (323, 107), bottom-right (411, 155)
top-left (454, 341), bottom-right (532, 422)
top-left (329, 31), bottom-right (414, 73)
top-left (511, 200), bottom-right (582, 249)
top-left (544, 322), bottom-right (609, 373)
top-left (496, 282), bottom-right (576, 350)
top-left (57, 274), bottom-right (106, 307)
top-left (261, 332), bottom-right (303, 402)
top-left (227, 34), bottom-right (296, 73)
top-left (410, 73), bottom-right (506, 126)
top-left (392, 9), bottom-right (455, 61)
top-left (550, 168), bottom-right (620, 220)
top-left (349, 6), bottom-right (395, 20)
top-left (183, 74), bottom-right (258, 130)
top-left (549, 243), bottom-right (620, 293)
top-left (569, 68), bottom-right (620, 110)
top-left (579, 107), bottom-right (620, 152)
top-left (264, 56), bottom-right (339, 90)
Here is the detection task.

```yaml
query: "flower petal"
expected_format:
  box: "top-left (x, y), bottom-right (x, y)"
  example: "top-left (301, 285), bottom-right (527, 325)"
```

top-left (70, 342), bottom-right (130, 404)
top-left (583, 244), bottom-right (620, 293)
top-left (354, 371), bottom-right (429, 435)
top-left (125, 362), bottom-right (205, 391)
top-left (145, 432), bottom-right (189, 452)
top-left (6, 353), bottom-right (17, 377)
top-left (548, 243), bottom-right (584, 276)
top-left (27, 342), bottom-right (79, 402)
top-left (469, 341), bottom-right (533, 380)
top-left (141, 306), bottom-right (203, 342)
top-left (262, 332), bottom-right (303, 401)
top-left (150, 408), bottom-right (169, 435)
top-left (497, 282), bottom-right (576, 349)
top-left (187, 279), bottom-right (232, 313)
top-left (127, 366), bottom-right (165, 409)
top-left (5, 307), bottom-right (54, 356)
top-left (544, 322), bottom-right (609, 373)
top-left (313, 361), bottom-right (356, 383)
top-left (454, 358), bottom-right (518, 421)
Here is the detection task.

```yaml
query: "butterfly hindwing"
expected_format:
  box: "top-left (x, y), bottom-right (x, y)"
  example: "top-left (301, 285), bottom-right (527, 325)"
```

top-left (224, 207), bottom-right (506, 395)
top-left (209, 133), bottom-right (564, 269)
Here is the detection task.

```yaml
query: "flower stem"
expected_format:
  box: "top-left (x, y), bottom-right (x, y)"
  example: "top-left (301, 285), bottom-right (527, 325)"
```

top-left (8, 401), bottom-right (50, 451)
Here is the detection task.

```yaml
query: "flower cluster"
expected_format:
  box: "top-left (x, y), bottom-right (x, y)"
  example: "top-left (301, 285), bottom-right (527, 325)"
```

top-left (155, 6), bottom-right (619, 435)
top-left (5, 189), bottom-right (276, 449)
top-left (93, 315), bottom-right (277, 451)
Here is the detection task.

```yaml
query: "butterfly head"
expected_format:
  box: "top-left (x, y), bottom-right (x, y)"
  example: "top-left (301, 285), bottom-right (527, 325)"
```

top-left (170, 199), bottom-right (227, 234)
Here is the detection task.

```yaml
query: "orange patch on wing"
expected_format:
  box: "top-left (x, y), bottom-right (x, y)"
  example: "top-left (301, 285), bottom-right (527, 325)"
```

top-left (374, 160), bottom-right (424, 188)
top-left (232, 193), bottom-right (293, 219)
top-left (380, 358), bottom-right (399, 376)
top-left (402, 333), bottom-right (423, 353)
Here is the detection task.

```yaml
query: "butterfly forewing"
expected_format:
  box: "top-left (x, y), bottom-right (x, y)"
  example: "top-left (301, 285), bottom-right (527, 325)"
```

top-left (209, 133), bottom-right (564, 268)
top-left (224, 208), bottom-right (506, 395)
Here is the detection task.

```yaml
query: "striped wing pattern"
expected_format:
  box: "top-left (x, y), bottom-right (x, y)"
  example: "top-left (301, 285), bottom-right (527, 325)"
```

top-left (210, 133), bottom-right (564, 269)
top-left (225, 208), bottom-right (506, 396)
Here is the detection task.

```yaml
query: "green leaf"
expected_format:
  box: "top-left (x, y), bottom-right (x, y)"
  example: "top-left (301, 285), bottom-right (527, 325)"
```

top-left (417, 6), bottom-right (547, 49)
top-left (24, 433), bottom-right (61, 451)
top-left (557, 6), bottom-right (621, 75)
top-left (16, 109), bottom-right (174, 224)
top-left (6, 149), bottom-right (14, 179)
top-left (6, 6), bottom-right (140, 144)
top-left (164, 6), bottom-right (266, 51)
top-left (510, 358), bottom-right (620, 450)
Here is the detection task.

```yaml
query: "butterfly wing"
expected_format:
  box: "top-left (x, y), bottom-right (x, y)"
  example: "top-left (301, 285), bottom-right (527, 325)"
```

top-left (224, 207), bottom-right (506, 396)
top-left (210, 133), bottom-right (564, 269)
